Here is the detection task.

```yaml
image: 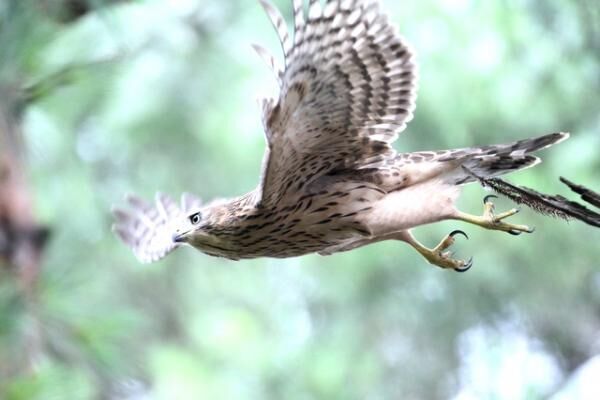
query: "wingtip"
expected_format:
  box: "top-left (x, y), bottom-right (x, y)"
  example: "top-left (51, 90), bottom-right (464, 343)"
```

top-left (155, 191), bottom-right (169, 204)
top-left (258, 0), bottom-right (274, 12)
top-left (125, 193), bottom-right (139, 205)
top-left (113, 225), bottom-right (131, 244)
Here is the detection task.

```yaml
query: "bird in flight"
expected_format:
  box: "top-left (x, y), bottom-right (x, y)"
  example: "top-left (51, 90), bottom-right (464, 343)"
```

top-left (113, 0), bottom-right (592, 272)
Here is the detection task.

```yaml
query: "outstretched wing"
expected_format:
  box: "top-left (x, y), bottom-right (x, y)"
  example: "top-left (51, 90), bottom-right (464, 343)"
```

top-left (112, 193), bottom-right (202, 263)
top-left (256, 0), bottom-right (417, 206)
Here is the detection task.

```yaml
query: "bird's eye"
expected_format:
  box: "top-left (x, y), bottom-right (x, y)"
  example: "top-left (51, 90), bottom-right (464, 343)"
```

top-left (189, 212), bottom-right (202, 225)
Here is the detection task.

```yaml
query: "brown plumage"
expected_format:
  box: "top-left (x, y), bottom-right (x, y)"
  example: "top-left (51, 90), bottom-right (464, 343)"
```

top-left (113, 0), bottom-right (586, 271)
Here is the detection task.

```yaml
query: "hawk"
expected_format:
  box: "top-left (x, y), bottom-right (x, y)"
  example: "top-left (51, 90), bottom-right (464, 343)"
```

top-left (113, 0), bottom-right (594, 272)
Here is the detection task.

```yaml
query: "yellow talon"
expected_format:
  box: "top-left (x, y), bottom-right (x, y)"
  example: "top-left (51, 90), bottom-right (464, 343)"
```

top-left (405, 230), bottom-right (473, 272)
top-left (455, 195), bottom-right (535, 235)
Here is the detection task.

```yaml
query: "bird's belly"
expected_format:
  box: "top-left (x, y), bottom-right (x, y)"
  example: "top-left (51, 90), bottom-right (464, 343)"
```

top-left (362, 178), bottom-right (460, 236)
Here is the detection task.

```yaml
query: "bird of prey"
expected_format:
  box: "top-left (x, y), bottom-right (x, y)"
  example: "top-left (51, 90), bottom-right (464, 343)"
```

top-left (113, 0), bottom-right (583, 272)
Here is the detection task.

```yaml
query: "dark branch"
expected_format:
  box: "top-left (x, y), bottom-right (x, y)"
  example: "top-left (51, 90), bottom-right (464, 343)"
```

top-left (463, 167), bottom-right (600, 228)
top-left (560, 176), bottom-right (600, 209)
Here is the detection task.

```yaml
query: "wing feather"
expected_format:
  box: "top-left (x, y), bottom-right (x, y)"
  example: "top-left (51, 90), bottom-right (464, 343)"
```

top-left (256, 0), bottom-right (418, 205)
top-left (258, 0), bottom-right (293, 58)
top-left (292, 0), bottom-right (305, 45)
top-left (112, 193), bottom-right (202, 263)
top-left (252, 43), bottom-right (284, 85)
top-left (307, 0), bottom-right (322, 20)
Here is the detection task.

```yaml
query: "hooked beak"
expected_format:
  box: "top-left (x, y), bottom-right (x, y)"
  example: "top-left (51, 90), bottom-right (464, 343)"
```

top-left (172, 230), bottom-right (189, 243)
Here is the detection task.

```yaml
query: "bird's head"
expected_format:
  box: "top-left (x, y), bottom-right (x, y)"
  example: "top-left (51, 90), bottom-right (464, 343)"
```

top-left (113, 192), bottom-right (245, 263)
top-left (172, 209), bottom-right (208, 244)
top-left (171, 202), bottom-right (233, 257)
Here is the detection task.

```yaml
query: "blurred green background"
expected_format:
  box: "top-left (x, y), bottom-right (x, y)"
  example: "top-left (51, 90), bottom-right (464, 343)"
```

top-left (1, 0), bottom-right (599, 399)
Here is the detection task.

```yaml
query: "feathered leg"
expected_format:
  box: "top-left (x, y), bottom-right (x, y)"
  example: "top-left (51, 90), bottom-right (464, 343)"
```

top-left (322, 230), bottom-right (473, 272)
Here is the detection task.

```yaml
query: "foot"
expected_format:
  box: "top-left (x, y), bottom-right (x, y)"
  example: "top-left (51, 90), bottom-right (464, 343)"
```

top-left (456, 195), bottom-right (535, 236)
top-left (417, 230), bottom-right (473, 273)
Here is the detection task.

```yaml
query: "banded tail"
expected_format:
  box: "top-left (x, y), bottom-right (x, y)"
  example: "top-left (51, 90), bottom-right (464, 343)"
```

top-left (443, 132), bottom-right (570, 185)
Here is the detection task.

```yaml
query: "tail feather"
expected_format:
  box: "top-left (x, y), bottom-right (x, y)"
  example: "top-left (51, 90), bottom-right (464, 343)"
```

top-left (443, 132), bottom-right (569, 184)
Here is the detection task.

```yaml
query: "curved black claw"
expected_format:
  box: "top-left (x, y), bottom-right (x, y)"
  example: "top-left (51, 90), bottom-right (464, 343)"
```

top-left (450, 230), bottom-right (469, 240)
top-left (483, 194), bottom-right (499, 204)
top-left (455, 257), bottom-right (474, 273)
top-left (508, 230), bottom-right (523, 236)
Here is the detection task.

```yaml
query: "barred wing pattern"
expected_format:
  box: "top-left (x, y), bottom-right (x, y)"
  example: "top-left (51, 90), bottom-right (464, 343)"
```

top-left (256, 0), bottom-right (417, 206)
top-left (112, 193), bottom-right (202, 263)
